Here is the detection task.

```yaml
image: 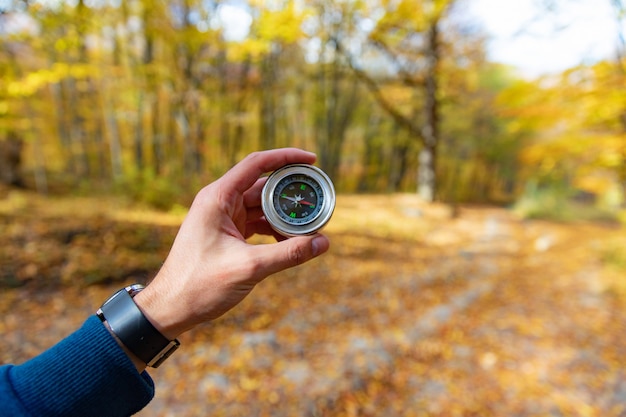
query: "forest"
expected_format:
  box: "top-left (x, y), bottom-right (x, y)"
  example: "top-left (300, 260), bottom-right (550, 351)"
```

top-left (0, 0), bottom-right (623, 214)
top-left (2, 1), bottom-right (626, 416)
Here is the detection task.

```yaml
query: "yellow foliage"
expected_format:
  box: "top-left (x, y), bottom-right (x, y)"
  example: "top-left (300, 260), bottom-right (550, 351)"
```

top-left (502, 60), bottom-right (626, 199)
top-left (255, 1), bottom-right (304, 45)
top-left (375, 0), bottom-right (453, 33)
top-left (520, 131), bottom-right (625, 195)
top-left (574, 174), bottom-right (616, 195)
top-left (4, 64), bottom-right (99, 98)
top-left (227, 39), bottom-right (270, 62)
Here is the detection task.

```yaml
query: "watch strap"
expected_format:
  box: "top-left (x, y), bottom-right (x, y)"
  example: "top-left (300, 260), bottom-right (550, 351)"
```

top-left (97, 287), bottom-right (179, 368)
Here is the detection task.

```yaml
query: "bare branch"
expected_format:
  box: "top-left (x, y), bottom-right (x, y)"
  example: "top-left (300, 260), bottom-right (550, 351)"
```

top-left (332, 36), bottom-right (423, 140)
top-left (370, 37), bottom-right (425, 89)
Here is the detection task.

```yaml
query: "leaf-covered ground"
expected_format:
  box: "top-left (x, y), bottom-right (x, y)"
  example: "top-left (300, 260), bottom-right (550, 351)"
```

top-left (1, 192), bottom-right (625, 416)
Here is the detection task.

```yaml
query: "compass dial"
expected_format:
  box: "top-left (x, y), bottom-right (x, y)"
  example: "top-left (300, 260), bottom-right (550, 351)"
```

top-left (274, 175), bottom-right (323, 225)
top-left (262, 164), bottom-right (335, 237)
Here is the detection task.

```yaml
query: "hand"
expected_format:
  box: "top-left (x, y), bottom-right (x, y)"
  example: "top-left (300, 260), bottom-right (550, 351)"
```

top-left (133, 149), bottom-right (330, 341)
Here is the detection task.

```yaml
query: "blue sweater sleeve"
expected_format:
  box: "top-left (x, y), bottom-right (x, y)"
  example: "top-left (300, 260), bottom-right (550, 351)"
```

top-left (0, 315), bottom-right (155, 417)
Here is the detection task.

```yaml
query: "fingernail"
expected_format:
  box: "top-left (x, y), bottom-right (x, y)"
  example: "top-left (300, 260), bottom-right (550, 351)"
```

top-left (312, 235), bottom-right (327, 256)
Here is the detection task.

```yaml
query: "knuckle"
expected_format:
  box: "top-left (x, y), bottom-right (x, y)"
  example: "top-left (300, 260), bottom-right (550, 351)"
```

top-left (245, 151), bottom-right (263, 163)
top-left (287, 242), bottom-right (307, 266)
top-left (246, 253), bottom-right (263, 274)
top-left (244, 253), bottom-right (266, 282)
top-left (194, 184), bottom-right (214, 205)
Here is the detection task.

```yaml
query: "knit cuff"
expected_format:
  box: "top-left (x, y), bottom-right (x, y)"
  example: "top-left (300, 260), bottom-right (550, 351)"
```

top-left (10, 315), bottom-right (155, 417)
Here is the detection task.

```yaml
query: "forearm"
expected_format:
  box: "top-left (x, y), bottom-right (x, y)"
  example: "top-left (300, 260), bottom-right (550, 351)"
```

top-left (1, 316), bottom-right (154, 417)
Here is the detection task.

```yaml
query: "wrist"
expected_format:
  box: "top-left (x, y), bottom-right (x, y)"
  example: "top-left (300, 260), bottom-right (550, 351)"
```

top-left (132, 285), bottom-right (187, 341)
top-left (97, 285), bottom-right (180, 368)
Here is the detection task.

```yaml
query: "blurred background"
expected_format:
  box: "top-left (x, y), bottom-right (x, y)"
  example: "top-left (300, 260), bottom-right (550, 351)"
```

top-left (1, 0), bottom-right (626, 416)
top-left (0, 0), bottom-right (624, 214)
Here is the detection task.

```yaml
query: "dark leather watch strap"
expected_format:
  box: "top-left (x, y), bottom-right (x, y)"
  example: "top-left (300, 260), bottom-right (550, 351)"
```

top-left (97, 287), bottom-right (179, 367)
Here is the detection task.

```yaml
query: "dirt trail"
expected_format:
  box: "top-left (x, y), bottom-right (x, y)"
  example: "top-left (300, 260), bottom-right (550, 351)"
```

top-left (1, 195), bottom-right (624, 416)
top-left (140, 207), bottom-right (626, 416)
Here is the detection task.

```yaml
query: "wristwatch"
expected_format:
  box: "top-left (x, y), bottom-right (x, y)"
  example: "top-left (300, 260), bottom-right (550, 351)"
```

top-left (97, 284), bottom-right (180, 368)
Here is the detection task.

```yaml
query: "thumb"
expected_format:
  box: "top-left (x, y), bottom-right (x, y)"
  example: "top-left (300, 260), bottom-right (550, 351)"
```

top-left (251, 234), bottom-right (330, 279)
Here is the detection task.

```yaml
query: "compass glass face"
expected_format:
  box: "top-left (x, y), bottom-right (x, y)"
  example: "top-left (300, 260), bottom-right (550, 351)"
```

top-left (262, 163), bottom-right (335, 237)
top-left (273, 174), bottom-right (324, 225)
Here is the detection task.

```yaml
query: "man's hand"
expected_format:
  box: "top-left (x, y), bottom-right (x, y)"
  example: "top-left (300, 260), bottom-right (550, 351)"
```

top-left (133, 148), bottom-right (330, 341)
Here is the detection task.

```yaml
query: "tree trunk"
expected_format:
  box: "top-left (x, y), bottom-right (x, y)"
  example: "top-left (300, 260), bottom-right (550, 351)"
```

top-left (105, 109), bottom-right (123, 180)
top-left (389, 128), bottom-right (411, 192)
top-left (418, 144), bottom-right (436, 201)
top-left (334, 11), bottom-right (443, 199)
top-left (418, 23), bottom-right (440, 202)
top-left (102, 79), bottom-right (123, 181)
top-left (217, 50), bottom-right (231, 165)
top-left (259, 49), bottom-right (278, 150)
top-left (0, 132), bottom-right (24, 187)
top-left (134, 91), bottom-right (145, 172)
top-left (617, 133), bottom-right (626, 206)
top-left (152, 93), bottom-right (165, 175)
top-left (357, 113), bottom-right (383, 192)
top-left (316, 39), bottom-right (359, 182)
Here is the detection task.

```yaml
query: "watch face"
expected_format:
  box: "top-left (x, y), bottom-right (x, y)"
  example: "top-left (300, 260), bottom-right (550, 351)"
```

top-left (262, 164), bottom-right (335, 237)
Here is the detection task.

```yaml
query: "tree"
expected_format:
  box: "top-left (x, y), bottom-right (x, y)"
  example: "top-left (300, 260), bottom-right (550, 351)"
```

top-left (248, 1), bottom-right (307, 152)
top-left (337, 0), bottom-right (457, 201)
top-left (609, 0), bottom-right (626, 204)
top-left (0, 0), bottom-right (514, 203)
top-left (0, 131), bottom-right (24, 187)
top-left (307, 0), bottom-right (363, 181)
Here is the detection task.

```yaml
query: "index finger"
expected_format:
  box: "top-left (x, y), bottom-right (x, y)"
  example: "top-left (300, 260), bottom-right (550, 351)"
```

top-left (221, 148), bottom-right (317, 194)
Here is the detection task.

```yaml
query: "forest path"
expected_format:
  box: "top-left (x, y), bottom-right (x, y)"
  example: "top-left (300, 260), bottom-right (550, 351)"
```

top-left (1, 193), bottom-right (624, 416)
top-left (143, 202), bottom-right (626, 416)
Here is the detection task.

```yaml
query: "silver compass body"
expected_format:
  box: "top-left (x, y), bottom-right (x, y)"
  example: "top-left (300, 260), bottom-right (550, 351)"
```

top-left (261, 164), bottom-right (335, 237)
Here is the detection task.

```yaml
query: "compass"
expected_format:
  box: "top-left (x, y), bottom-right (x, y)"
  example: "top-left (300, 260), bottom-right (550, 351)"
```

top-left (261, 164), bottom-right (335, 237)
